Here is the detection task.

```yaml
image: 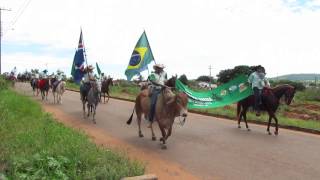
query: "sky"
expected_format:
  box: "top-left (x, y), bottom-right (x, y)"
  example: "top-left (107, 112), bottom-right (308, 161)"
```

top-left (1, 0), bottom-right (320, 79)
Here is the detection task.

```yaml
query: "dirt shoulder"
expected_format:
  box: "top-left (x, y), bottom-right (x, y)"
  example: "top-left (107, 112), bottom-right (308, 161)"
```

top-left (42, 104), bottom-right (202, 180)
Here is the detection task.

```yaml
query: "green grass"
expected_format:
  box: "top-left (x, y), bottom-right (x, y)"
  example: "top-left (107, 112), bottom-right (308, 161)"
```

top-left (0, 85), bottom-right (144, 179)
top-left (65, 81), bottom-right (320, 131)
top-left (66, 81), bottom-right (80, 91)
top-left (194, 105), bottom-right (320, 131)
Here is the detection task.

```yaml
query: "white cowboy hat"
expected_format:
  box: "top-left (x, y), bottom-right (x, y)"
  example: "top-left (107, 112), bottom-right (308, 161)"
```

top-left (87, 65), bottom-right (95, 70)
top-left (153, 64), bottom-right (165, 69)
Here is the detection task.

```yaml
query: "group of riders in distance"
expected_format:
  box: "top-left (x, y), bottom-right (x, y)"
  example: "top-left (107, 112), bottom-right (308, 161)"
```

top-left (6, 63), bottom-right (296, 149)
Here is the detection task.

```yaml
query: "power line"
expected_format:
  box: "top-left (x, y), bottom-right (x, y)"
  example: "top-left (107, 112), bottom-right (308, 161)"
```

top-left (0, 7), bottom-right (12, 74)
top-left (3, 0), bottom-right (32, 35)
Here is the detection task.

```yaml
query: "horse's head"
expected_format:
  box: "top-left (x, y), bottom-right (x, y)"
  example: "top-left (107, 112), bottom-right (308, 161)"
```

top-left (108, 78), bottom-right (113, 86)
top-left (165, 76), bottom-right (177, 89)
top-left (284, 85), bottom-right (296, 105)
top-left (164, 89), bottom-right (188, 118)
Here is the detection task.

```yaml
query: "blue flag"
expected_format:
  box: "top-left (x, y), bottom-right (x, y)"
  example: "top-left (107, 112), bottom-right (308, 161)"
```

top-left (71, 30), bottom-right (85, 84)
top-left (125, 31), bottom-right (154, 81)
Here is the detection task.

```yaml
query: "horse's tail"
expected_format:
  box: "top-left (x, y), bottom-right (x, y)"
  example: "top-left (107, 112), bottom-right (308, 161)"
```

top-left (127, 107), bottom-right (135, 125)
top-left (236, 102), bottom-right (241, 120)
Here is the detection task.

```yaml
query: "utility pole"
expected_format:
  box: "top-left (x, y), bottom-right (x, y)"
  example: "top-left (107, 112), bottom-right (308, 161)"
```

top-left (209, 65), bottom-right (212, 78)
top-left (209, 65), bottom-right (213, 89)
top-left (0, 7), bottom-right (11, 74)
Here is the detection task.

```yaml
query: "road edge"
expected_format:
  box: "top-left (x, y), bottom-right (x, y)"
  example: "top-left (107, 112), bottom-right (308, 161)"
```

top-left (67, 88), bottom-right (320, 136)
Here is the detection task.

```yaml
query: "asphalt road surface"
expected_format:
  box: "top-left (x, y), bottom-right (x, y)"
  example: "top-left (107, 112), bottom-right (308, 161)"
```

top-left (16, 83), bottom-right (320, 180)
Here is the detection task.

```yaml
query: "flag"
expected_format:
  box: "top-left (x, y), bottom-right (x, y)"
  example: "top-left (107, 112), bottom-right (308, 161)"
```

top-left (71, 30), bottom-right (85, 84)
top-left (125, 31), bottom-right (154, 81)
top-left (96, 62), bottom-right (101, 75)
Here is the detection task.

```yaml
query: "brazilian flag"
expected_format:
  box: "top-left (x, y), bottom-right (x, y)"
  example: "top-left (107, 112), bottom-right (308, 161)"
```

top-left (125, 31), bottom-right (154, 81)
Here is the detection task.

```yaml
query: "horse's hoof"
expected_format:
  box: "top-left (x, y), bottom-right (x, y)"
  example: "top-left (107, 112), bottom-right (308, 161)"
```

top-left (267, 131), bottom-right (272, 135)
top-left (139, 134), bottom-right (144, 138)
top-left (161, 145), bottom-right (167, 150)
top-left (152, 136), bottom-right (156, 141)
top-left (160, 137), bottom-right (164, 142)
top-left (274, 131), bottom-right (278, 136)
top-left (238, 125), bottom-right (241, 129)
top-left (247, 128), bottom-right (251, 131)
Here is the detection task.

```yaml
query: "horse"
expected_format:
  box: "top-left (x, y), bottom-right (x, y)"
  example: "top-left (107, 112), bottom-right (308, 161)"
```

top-left (38, 78), bottom-right (50, 100)
top-left (52, 81), bottom-right (66, 104)
top-left (30, 78), bottom-right (39, 96)
top-left (80, 81), bottom-right (100, 123)
top-left (100, 78), bottom-right (113, 103)
top-left (237, 84), bottom-right (296, 135)
top-left (127, 87), bottom-right (188, 149)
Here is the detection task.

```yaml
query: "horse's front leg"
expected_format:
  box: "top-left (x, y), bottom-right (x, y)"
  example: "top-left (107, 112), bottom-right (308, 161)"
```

top-left (149, 123), bottom-right (156, 141)
top-left (274, 115), bottom-right (279, 135)
top-left (82, 101), bottom-right (86, 118)
top-left (267, 115), bottom-right (272, 135)
top-left (158, 123), bottom-right (167, 149)
top-left (87, 104), bottom-right (90, 117)
top-left (243, 108), bottom-right (250, 131)
top-left (92, 105), bottom-right (96, 124)
top-left (106, 91), bottom-right (110, 102)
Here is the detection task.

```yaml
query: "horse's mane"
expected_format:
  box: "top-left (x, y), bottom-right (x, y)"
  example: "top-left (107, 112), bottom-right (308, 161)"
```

top-left (271, 84), bottom-right (294, 91)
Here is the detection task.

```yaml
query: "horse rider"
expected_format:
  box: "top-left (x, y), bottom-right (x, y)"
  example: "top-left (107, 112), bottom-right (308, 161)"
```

top-left (52, 70), bottom-right (63, 91)
top-left (147, 63), bottom-right (168, 126)
top-left (10, 66), bottom-right (17, 79)
top-left (248, 65), bottom-right (270, 116)
top-left (80, 65), bottom-right (96, 99)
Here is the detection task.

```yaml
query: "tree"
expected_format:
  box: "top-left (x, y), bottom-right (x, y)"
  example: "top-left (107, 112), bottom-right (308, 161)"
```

top-left (217, 65), bottom-right (263, 83)
top-left (179, 74), bottom-right (188, 85)
top-left (196, 75), bottom-right (214, 82)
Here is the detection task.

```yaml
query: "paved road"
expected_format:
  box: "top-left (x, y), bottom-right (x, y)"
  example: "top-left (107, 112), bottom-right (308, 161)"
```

top-left (16, 83), bottom-right (320, 180)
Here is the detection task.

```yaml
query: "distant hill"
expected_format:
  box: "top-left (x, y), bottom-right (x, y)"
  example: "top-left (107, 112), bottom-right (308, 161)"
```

top-left (271, 74), bottom-right (320, 81)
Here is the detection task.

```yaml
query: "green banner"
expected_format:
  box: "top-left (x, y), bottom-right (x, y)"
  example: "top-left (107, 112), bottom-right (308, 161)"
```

top-left (175, 75), bottom-right (253, 109)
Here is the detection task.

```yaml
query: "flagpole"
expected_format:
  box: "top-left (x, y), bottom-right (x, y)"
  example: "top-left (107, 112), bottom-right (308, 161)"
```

top-left (143, 30), bottom-right (156, 65)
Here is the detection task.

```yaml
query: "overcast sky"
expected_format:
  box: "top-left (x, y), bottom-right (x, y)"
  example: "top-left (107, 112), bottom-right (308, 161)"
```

top-left (2, 0), bottom-right (320, 79)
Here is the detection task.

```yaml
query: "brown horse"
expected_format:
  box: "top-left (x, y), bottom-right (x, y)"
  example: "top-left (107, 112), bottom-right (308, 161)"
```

top-left (237, 84), bottom-right (296, 135)
top-left (100, 78), bottom-right (113, 103)
top-left (127, 87), bottom-right (188, 149)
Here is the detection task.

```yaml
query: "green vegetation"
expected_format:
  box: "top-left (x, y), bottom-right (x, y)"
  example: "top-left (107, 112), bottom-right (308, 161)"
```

top-left (65, 80), bottom-right (320, 131)
top-left (295, 88), bottom-right (320, 102)
top-left (194, 105), bottom-right (320, 131)
top-left (66, 81), bottom-right (80, 91)
top-left (0, 77), bottom-right (144, 179)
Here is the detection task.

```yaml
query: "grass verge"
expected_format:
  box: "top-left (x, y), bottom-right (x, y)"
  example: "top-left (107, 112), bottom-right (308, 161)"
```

top-left (0, 87), bottom-right (144, 179)
top-left (65, 82), bottom-right (320, 133)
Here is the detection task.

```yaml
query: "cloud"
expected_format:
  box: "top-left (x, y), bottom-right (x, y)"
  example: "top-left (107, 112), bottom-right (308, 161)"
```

top-left (2, 0), bottom-right (320, 79)
top-left (282, 0), bottom-right (320, 12)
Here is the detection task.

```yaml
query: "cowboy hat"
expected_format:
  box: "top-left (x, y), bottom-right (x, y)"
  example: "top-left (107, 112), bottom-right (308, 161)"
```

top-left (153, 64), bottom-right (165, 69)
top-left (86, 65), bottom-right (95, 70)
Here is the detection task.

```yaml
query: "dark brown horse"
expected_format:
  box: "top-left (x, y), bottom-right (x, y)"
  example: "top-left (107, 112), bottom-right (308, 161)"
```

top-left (237, 84), bottom-right (296, 135)
top-left (30, 78), bottom-right (39, 96)
top-left (100, 78), bottom-right (113, 103)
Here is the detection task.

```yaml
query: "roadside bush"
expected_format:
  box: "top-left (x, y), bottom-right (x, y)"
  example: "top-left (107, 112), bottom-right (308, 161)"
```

top-left (295, 88), bottom-right (320, 102)
top-left (0, 76), bottom-right (8, 90)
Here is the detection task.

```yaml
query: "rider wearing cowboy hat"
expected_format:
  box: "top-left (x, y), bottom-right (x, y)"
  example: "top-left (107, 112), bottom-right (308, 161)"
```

top-left (147, 63), bottom-right (168, 124)
top-left (80, 65), bottom-right (96, 99)
top-left (248, 65), bottom-right (270, 116)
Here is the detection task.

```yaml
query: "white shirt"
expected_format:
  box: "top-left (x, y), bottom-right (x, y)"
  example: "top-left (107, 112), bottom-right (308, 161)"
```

top-left (83, 72), bottom-right (94, 83)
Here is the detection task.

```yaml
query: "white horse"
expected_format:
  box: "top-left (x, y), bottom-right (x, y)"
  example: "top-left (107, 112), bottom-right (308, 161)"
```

top-left (53, 81), bottom-right (66, 104)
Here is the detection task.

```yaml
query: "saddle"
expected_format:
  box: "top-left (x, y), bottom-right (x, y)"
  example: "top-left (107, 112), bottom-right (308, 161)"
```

top-left (262, 87), bottom-right (273, 96)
